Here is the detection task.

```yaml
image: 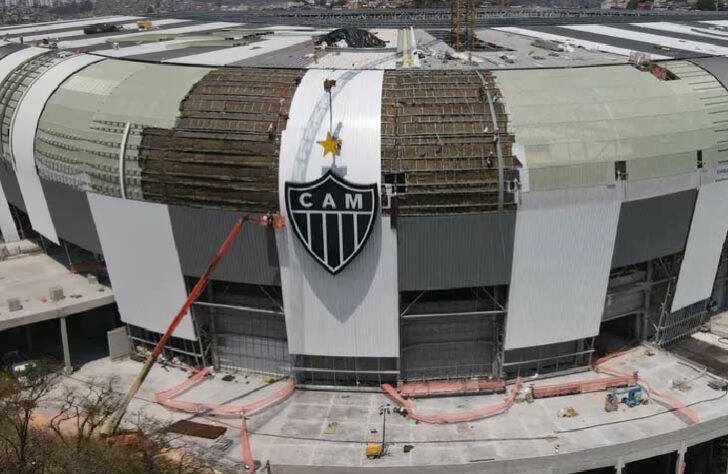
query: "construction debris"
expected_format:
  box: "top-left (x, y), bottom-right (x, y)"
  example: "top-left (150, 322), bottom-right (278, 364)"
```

top-left (165, 420), bottom-right (227, 439)
top-left (708, 380), bottom-right (728, 391)
top-left (211, 437), bottom-right (234, 455)
top-left (317, 28), bottom-right (386, 49)
top-left (324, 422), bottom-right (338, 435)
top-left (366, 443), bottom-right (384, 458)
top-left (558, 407), bottom-right (578, 418)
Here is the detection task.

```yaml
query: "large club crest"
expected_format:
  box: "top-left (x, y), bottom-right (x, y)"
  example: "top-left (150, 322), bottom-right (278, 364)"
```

top-left (285, 170), bottom-right (377, 275)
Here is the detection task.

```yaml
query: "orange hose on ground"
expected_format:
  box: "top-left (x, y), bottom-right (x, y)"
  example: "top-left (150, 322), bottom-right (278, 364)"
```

top-left (382, 378), bottom-right (522, 424)
top-left (240, 417), bottom-right (254, 474)
top-left (154, 368), bottom-right (295, 473)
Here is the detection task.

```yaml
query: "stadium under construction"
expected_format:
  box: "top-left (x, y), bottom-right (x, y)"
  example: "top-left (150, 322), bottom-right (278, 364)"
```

top-left (4, 11), bottom-right (728, 473)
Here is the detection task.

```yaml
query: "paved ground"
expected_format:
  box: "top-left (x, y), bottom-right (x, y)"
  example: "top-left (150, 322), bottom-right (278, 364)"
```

top-left (36, 335), bottom-right (728, 472)
top-left (0, 241), bottom-right (114, 331)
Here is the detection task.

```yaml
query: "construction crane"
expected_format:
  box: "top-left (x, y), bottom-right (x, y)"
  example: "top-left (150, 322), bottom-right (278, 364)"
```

top-left (450, 0), bottom-right (476, 51)
top-left (100, 214), bottom-right (284, 437)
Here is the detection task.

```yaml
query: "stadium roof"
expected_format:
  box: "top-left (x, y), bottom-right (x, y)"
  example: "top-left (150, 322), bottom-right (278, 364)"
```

top-left (5, 14), bottom-right (728, 69)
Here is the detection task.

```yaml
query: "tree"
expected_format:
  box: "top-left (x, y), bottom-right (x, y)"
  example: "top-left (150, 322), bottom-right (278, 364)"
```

top-left (0, 364), bottom-right (59, 473)
top-left (1, 369), bottom-right (235, 474)
top-left (48, 377), bottom-right (122, 450)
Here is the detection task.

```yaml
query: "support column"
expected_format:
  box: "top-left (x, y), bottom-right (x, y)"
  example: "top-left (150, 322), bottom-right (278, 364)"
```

top-left (676, 443), bottom-right (687, 474)
top-left (60, 317), bottom-right (72, 375)
top-left (615, 457), bottom-right (624, 473)
top-left (25, 325), bottom-right (33, 357)
top-left (643, 260), bottom-right (653, 340)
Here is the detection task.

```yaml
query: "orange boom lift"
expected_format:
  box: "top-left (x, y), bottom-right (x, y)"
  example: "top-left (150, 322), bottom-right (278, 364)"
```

top-left (100, 214), bottom-right (284, 437)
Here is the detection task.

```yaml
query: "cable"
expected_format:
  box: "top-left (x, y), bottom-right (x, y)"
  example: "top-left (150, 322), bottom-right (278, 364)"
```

top-left (556, 390), bottom-right (728, 434)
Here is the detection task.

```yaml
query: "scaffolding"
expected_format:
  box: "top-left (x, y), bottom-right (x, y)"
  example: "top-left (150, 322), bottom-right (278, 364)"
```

top-left (399, 286), bottom-right (506, 381)
top-left (450, 0), bottom-right (476, 51)
top-left (381, 70), bottom-right (518, 216)
top-left (140, 68), bottom-right (302, 212)
top-left (192, 280), bottom-right (290, 377)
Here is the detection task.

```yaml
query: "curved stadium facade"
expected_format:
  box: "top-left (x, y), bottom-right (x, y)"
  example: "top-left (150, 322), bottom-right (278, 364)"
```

top-left (4, 16), bottom-right (728, 472)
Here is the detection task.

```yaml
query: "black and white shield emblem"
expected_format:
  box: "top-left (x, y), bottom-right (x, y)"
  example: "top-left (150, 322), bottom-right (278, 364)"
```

top-left (285, 170), bottom-right (378, 275)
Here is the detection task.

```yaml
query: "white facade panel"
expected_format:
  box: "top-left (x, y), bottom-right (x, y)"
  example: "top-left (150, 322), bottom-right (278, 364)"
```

top-left (11, 54), bottom-right (102, 244)
top-left (0, 48), bottom-right (47, 90)
top-left (276, 69), bottom-right (399, 358)
top-left (0, 178), bottom-right (18, 242)
top-left (631, 22), bottom-right (728, 41)
top-left (671, 180), bottom-right (728, 312)
top-left (562, 25), bottom-right (728, 56)
top-left (493, 27), bottom-right (670, 59)
top-left (625, 172), bottom-right (699, 202)
top-left (505, 200), bottom-right (621, 349)
top-left (87, 193), bottom-right (196, 340)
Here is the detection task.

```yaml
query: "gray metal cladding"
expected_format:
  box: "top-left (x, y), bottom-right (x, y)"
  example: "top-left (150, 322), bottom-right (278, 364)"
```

top-left (397, 212), bottom-right (515, 291)
top-left (611, 190), bottom-right (696, 269)
top-left (0, 162), bottom-right (24, 211)
top-left (168, 205), bottom-right (280, 285)
top-left (39, 178), bottom-right (101, 254)
top-left (690, 57), bottom-right (728, 90)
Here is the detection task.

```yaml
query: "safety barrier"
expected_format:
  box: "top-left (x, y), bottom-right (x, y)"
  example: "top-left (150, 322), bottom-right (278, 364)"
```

top-left (382, 378), bottom-right (522, 424)
top-left (400, 378), bottom-right (506, 398)
top-left (532, 373), bottom-right (638, 399)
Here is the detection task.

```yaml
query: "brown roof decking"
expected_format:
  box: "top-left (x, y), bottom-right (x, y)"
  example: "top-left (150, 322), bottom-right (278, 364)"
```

top-left (140, 67), bottom-right (303, 212)
top-left (381, 70), bottom-right (518, 215)
top-left (140, 68), bottom-right (518, 215)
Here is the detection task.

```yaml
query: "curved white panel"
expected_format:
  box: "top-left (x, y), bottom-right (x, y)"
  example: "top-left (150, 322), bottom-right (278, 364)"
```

top-left (671, 179), bottom-right (728, 312)
top-left (11, 54), bottom-right (102, 244)
top-left (0, 48), bottom-right (47, 89)
top-left (505, 200), bottom-right (621, 350)
top-left (276, 69), bottom-right (399, 358)
top-left (0, 178), bottom-right (18, 242)
top-left (88, 193), bottom-right (196, 340)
